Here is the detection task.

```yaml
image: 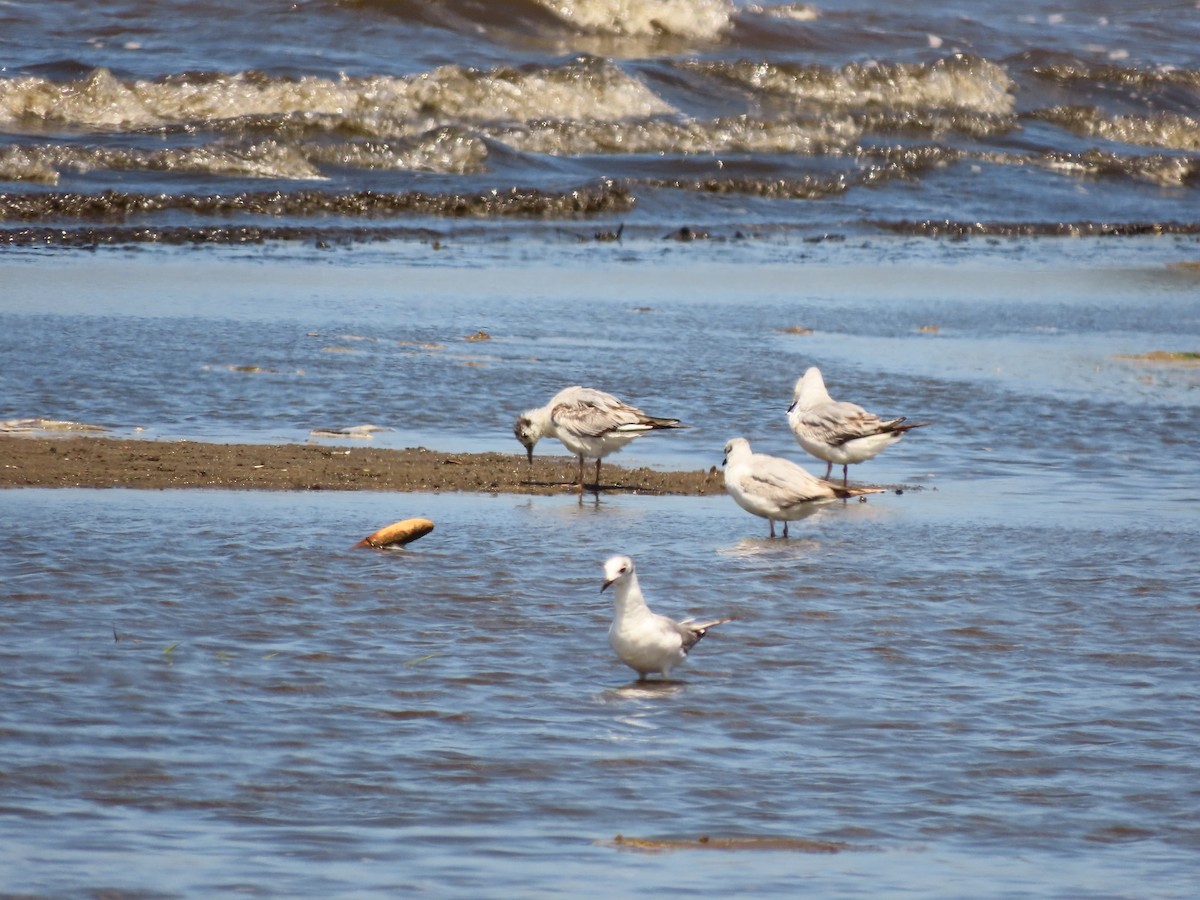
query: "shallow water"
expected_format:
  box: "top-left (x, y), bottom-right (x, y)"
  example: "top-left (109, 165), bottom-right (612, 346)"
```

top-left (3, 0), bottom-right (1200, 893)
top-left (1, 479), bottom-right (1197, 896)
top-left (1, 246), bottom-right (1200, 895)
top-left (3, 251), bottom-right (1199, 478)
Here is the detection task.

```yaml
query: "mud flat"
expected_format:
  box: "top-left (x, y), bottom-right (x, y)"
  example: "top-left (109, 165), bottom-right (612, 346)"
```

top-left (0, 436), bottom-right (725, 496)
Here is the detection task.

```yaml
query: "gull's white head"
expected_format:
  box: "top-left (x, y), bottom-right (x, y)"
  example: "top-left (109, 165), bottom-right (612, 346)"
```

top-left (723, 437), bottom-right (751, 466)
top-left (601, 554), bottom-right (635, 592)
top-left (513, 410), bottom-right (543, 463)
top-left (790, 367), bottom-right (827, 409)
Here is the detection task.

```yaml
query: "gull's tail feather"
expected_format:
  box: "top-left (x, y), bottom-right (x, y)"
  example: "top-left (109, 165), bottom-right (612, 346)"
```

top-left (685, 616), bottom-right (734, 632)
top-left (679, 616), bottom-right (734, 652)
top-left (884, 418), bottom-right (932, 435)
top-left (831, 485), bottom-right (886, 499)
top-left (645, 415), bottom-right (686, 429)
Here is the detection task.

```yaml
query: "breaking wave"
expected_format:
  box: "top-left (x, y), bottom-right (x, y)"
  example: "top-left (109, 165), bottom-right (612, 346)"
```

top-left (0, 60), bottom-right (675, 133)
top-left (687, 55), bottom-right (1016, 117)
top-left (1032, 106), bottom-right (1200, 153)
top-left (531, 0), bottom-right (734, 39)
top-left (2, 0), bottom-right (1198, 246)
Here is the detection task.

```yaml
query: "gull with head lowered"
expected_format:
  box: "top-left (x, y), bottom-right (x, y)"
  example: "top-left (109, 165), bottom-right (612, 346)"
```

top-left (788, 367), bottom-right (929, 486)
top-left (602, 555), bottom-right (731, 681)
top-left (514, 386), bottom-right (683, 495)
top-left (723, 437), bottom-right (883, 538)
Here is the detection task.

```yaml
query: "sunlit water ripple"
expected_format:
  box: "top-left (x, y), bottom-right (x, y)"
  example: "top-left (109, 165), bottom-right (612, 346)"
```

top-left (1, 479), bottom-right (1197, 895)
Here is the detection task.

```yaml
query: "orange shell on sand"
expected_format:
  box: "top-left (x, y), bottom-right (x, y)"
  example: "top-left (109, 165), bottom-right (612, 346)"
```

top-left (354, 518), bottom-right (435, 549)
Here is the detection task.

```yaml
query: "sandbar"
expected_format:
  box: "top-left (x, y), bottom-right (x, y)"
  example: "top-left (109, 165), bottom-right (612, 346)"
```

top-left (0, 435), bottom-right (725, 496)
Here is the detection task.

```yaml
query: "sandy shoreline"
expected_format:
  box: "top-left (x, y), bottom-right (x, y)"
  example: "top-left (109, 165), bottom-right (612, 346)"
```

top-left (0, 435), bottom-right (725, 496)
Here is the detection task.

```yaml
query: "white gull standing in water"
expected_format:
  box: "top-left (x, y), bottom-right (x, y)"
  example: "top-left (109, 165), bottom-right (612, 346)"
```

top-left (602, 555), bottom-right (731, 681)
top-left (514, 386), bottom-right (683, 494)
top-left (723, 437), bottom-right (883, 538)
top-left (787, 367), bottom-right (930, 486)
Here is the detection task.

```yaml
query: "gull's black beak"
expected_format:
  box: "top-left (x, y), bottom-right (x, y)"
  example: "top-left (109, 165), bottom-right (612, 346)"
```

top-left (786, 400), bottom-right (797, 413)
top-left (525, 445), bottom-right (534, 465)
top-left (601, 578), bottom-right (613, 593)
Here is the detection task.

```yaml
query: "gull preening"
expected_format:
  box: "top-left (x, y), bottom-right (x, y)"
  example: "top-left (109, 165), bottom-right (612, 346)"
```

top-left (514, 386), bottom-right (683, 494)
top-left (787, 367), bottom-right (930, 486)
top-left (723, 437), bottom-right (883, 538)
top-left (602, 555), bottom-right (731, 681)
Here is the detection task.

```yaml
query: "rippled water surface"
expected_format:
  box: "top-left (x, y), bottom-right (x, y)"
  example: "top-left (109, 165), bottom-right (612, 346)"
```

top-left (2, 247), bottom-right (1200, 896)
top-left (3, 0), bottom-right (1200, 894)
top-left (1, 479), bottom-right (1197, 896)
top-left (2, 0), bottom-right (1200, 245)
top-left (3, 250), bottom-right (1199, 473)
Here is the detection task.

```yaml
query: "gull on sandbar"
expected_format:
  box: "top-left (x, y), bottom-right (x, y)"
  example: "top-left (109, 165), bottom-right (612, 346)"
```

top-left (787, 367), bottom-right (929, 486)
top-left (514, 386), bottom-right (684, 495)
top-left (723, 437), bottom-right (882, 538)
top-left (602, 555), bottom-right (731, 681)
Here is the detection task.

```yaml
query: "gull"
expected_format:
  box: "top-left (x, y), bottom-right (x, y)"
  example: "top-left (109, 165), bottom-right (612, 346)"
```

top-left (787, 367), bottom-right (930, 486)
top-left (514, 386), bottom-right (683, 494)
top-left (602, 555), bottom-right (731, 681)
top-left (723, 437), bottom-right (883, 538)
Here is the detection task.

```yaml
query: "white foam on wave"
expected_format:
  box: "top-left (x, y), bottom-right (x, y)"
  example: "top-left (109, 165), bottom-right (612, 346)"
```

top-left (742, 3), bottom-right (818, 22)
top-left (307, 128), bottom-right (489, 175)
top-left (697, 57), bottom-right (1016, 117)
top-left (1031, 150), bottom-right (1198, 187)
top-left (400, 61), bottom-right (676, 122)
top-left (0, 146), bottom-right (60, 184)
top-left (495, 114), bottom-right (859, 156)
top-left (0, 61), bottom-right (675, 133)
top-left (0, 140), bottom-right (327, 183)
top-left (0, 127), bottom-right (490, 184)
top-left (533, 0), bottom-right (734, 40)
top-left (1060, 109), bottom-right (1200, 153)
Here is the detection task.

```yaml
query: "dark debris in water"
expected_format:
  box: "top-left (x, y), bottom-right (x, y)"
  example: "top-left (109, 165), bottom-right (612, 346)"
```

top-left (0, 224), bottom-right (443, 247)
top-left (645, 174), bottom-right (848, 200)
top-left (3, 171), bottom-right (1200, 248)
top-left (10, 219), bottom-right (1198, 248)
top-left (0, 183), bottom-right (634, 223)
top-left (873, 219), bottom-right (1200, 238)
top-left (606, 833), bottom-right (862, 854)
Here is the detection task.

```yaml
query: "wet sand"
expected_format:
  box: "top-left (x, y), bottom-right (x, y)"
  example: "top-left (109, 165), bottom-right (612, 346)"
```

top-left (0, 435), bottom-right (725, 496)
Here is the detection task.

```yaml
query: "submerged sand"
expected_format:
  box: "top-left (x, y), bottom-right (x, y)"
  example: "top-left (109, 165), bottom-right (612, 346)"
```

top-left (0, 435), bottom-right (725, 496)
